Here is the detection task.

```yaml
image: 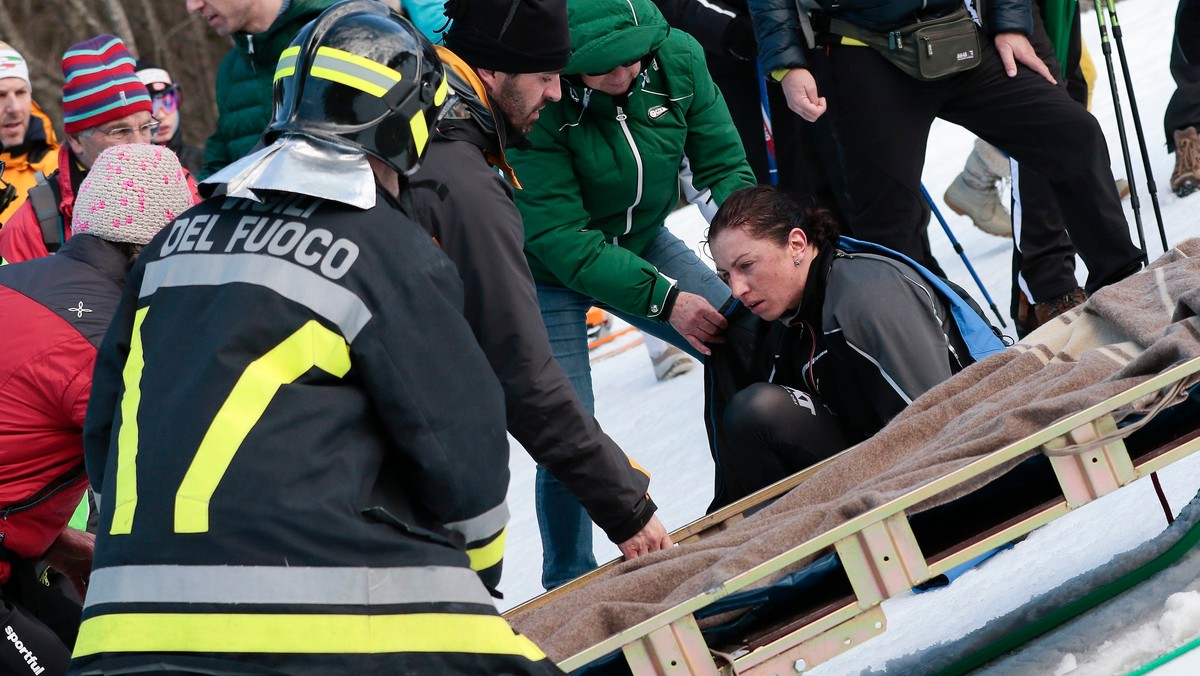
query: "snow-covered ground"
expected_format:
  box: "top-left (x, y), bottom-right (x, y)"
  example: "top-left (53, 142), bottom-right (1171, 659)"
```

top-left (499, 0), bottom-right (1200, 672)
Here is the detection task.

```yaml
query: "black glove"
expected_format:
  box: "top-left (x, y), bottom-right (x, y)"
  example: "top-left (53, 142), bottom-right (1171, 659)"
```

top-left (723, 15), bottom-right (757, 61)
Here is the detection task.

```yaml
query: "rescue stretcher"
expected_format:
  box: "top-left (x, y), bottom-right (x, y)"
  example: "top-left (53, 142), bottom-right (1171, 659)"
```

top-left (504, 355), bottom-right (1200, 674)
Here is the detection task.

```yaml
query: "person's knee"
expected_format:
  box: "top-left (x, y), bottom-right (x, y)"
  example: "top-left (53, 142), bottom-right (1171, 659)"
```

top-left (725, 383), bottom-right (793, 440)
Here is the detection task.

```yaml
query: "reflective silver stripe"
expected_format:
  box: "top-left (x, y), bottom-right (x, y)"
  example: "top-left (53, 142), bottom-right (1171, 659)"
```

top-left (84, 565), bottom-right (493, 609)
top-left (274, 51), bottom-right (298, 81)
top-left (311, 50), bottom-right (401, 95)
top-left (140, 254), bottom-right (372, 342)
top-left (445, 501), bottom-right (509, 543)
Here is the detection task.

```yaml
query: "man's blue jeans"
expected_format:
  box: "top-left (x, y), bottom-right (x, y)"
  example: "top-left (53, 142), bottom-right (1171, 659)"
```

top-left (534, 227), bottom-right (730, 590)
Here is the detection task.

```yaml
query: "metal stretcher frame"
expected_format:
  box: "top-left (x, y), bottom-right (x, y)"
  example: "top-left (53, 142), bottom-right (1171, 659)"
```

top-left (505, 355), bottom-right (1200, 675)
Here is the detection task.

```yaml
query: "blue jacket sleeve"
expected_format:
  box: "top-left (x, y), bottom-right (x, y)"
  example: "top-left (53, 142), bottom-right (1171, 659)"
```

top-left (748, 0), bottom-right (812, 71)
top-left (987, 0), bottom-right (1034, 36)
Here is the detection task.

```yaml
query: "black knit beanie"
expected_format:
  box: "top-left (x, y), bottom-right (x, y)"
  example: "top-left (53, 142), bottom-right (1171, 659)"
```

top-left (443, 0), bottom-right (570, 73)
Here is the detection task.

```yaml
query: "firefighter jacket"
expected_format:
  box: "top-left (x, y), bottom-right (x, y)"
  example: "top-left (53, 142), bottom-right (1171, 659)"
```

top-left (408, 47), bottom-right (657, 546)
top-left (0, 235), bottom-right (123, 583)
top-left (73, 187), bottom-right (559, 675)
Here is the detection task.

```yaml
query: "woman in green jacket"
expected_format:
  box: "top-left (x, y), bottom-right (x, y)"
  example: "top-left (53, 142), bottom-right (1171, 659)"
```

top-left (509, 0), bottom-right (756, 590)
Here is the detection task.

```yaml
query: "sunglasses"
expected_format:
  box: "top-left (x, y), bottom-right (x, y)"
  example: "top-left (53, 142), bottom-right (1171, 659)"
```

top-left (585, 56), bottom-right (645, 78)
top-left (152, 88), bottom-right (180, 116)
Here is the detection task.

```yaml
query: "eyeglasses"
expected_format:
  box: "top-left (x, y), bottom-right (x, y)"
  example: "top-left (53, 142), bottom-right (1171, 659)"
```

top-left (88, 119), bottom-right (161, 143)
top-left (585, 56), bottom-right (645, 78)
top-left (152, 89), bottom-right (180, 116)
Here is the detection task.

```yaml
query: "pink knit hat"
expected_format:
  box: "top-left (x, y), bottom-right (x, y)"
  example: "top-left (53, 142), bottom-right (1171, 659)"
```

top-left (73, 144), bottom-right (195, 245)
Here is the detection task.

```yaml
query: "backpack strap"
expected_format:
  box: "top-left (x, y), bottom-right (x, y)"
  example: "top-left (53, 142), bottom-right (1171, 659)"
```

top-left (28, 171), bottom-right (64, 253)
top-left (836, 236), bottom-right (1006, 362)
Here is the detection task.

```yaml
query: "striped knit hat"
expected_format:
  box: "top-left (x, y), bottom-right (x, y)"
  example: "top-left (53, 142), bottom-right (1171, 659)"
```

top-left (61, 35), bottom-right (152, 135)
top-left (73, 144), bottom-right (195, 245)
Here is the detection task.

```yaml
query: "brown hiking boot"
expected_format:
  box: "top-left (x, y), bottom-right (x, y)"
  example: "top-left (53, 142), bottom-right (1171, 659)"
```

top-left (1015, 290), bottom-right (1038, 339)
top-left (1171, 127), bottom-right (1200, 198)
top-left (1033, 287), bottom-right (1087, 326)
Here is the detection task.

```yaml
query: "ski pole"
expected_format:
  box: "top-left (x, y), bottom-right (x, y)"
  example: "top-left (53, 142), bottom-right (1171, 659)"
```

top-left (756, 63), bottom-right (779, 186)
top-left (1103, 0), bottom-right (1168, 253)
top-left (1093, 2), bottom-right (1149, 262)
top-left (920, 184), bottom-right (1007, 328)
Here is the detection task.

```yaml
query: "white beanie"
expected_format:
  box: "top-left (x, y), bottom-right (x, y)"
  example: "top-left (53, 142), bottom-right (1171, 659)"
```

top-left (0, 41), bottom-right (30, 89)
top-left (73, 144), bottom-right (196, 245)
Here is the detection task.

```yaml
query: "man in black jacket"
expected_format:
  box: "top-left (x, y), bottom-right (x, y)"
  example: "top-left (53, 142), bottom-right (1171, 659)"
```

top-left (748, 0), bottom-right (1143, 297)
top-left (418, 0), bottom-right (671, 591)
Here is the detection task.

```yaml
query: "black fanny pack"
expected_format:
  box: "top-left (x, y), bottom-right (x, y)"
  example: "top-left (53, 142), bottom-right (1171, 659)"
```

top-left (828, 6), bottom-right (982, 81)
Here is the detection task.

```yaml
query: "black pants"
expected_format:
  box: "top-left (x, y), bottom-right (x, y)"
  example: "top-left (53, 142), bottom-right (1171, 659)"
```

top-left (1166, 0), bottom-right (1200, 146)
top-left (0, 560), bottom-right (80, 676)
top-left (823, 32), bottom-right (1143, 295)
top-left (1011, 2), bottom-right (1089, 310)
top-left (721, 383), bottom-right (849, 503)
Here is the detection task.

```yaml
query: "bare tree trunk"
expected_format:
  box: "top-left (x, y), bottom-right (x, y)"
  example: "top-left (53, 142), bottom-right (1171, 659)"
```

top-left (0, 5), bottom-right (30, 56)
top-left (97, 0), bottom-right (137, 55)
top-left (61, 0), bottom-right (107, 40)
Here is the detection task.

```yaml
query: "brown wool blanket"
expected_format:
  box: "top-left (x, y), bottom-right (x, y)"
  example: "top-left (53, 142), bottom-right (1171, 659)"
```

top-left (511, 239), bottom-right (1200, 663)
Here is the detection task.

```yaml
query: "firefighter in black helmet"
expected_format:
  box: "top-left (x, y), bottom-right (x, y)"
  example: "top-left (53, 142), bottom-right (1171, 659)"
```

top-left (73, 2), bottom-right (561, 673)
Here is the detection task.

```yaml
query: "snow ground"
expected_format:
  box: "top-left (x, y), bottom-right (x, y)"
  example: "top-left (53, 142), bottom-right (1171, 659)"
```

top-left (498, 0), bottom-right (1200, 672)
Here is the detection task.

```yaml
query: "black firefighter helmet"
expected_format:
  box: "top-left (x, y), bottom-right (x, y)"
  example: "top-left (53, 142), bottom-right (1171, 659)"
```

top-left (266, 0), bottom-right (448, 177)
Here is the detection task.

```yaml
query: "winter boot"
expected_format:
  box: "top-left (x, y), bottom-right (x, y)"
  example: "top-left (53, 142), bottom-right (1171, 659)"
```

top-left (945, 144), bottom-right (1012, 238)
top-left (651, 344), bottom-right (695, 381)
top-left (1171, 127), bottom-right (1200, 198)
top-left (1015, 290), bottom-right (1038, 339)
top-left (1033, 287), bottom-right (1087, 326)
top-left (972, 138), bottom-right (1011, 177)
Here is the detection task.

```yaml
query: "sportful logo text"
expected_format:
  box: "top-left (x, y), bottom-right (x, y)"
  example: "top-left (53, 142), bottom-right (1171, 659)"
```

top-left (5, 625), bottom-right (46, 675)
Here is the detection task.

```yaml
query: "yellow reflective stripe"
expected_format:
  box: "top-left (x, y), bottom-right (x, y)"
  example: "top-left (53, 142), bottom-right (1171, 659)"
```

top-left (175, 321), bottom-right (350, 533)
top-left (467, 527), bottom-right (506, 572)
top-left (311, 46), bottom-right (402, 98)
top-left (73, 612), bottom-right (546, 661)
top-left (433, 73), bottom-right (448, 106)
top-left (840, 36), bottom-right (868, 47)
top-left (274, 45), bottom-right (301, 82)
top-left (110, 307), bottom-right (149, 535)
top-left (410, 108), bottom-right (429, 156)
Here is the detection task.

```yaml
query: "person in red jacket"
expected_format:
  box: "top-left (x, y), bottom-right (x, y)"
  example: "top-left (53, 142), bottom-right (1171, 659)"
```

top-left (0, 143), bottom-right (195, 675)
top-left (0, 34), bottom-right (158, 264)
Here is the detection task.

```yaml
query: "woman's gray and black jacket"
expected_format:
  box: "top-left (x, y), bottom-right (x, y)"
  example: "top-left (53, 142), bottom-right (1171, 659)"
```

top-left (407, 64), bottom-right (657, 546)
top-left (748, 0), bottom-right (1034, 73)
top-left (705, 244), bottom-right (979, 506)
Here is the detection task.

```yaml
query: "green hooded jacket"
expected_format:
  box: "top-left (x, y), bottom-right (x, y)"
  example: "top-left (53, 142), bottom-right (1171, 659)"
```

top-left (199, 0), bottom-right (338, 179)
top-left (510, 0), bottom-right (755, 320)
